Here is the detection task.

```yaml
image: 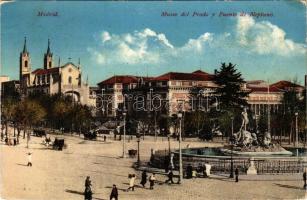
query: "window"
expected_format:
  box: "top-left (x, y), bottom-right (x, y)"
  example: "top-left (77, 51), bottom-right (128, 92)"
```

top-left (68, 68), bottom-right (72, 73)
top-left (49, 61), bottom-right (52, 68)
top-left (68, 76), bottom-right (72, 84)
top-left (25, 61), bottom-right (28, 68)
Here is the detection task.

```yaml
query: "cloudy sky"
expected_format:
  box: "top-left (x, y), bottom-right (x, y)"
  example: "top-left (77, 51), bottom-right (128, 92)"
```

top-left (1, 1), bottom-right (306, 85)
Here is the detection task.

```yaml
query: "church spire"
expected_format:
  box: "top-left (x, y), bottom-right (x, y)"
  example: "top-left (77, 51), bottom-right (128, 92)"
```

top-left (23, 37), bottom-right (28, 53)
top-left (44, 38), bottom-right (53, 69)
top-left (47, 38), bottom-right (51, 54)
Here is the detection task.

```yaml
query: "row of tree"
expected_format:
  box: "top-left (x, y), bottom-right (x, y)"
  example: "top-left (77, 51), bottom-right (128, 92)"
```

top-left (1, 92), bottom-right (93, 146)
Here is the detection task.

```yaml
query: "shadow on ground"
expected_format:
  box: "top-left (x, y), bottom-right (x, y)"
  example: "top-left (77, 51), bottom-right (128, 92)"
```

top-left (274, 183), bottom-right (305, 190)
top-left (16, 163), bottom-right (29, 167)
top-left (65, 189), bottom-right (106, 200)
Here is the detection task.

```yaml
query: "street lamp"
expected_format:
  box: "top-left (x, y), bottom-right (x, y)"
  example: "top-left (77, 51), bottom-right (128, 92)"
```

top-left (167, 134), bottom-right (171, 157)
top-left (177, 112), bottom-right (183, 184)
top-left (137, 135), bottom-right (140, 167)
top-left (122, 111), bottom-right (127, 158)
top-left (295, 112), bottom-right (298, 147)
top-left (154, 110), bottom-right (157, 142)
top-left (229, 116), bottom-right (234, 178)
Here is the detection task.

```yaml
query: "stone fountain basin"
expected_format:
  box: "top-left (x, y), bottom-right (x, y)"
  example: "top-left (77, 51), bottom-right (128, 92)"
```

top-left (220, 148), bottom-right (293, 157)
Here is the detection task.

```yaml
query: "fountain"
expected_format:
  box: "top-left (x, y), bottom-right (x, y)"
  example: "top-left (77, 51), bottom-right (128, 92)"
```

top-left (220, 107), bottom-right (293, 156)
top-left (150, 107), bottom-right (306, 175)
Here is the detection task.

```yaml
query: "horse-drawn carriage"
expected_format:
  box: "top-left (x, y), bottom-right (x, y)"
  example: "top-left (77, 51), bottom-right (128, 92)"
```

top-left (84, 131), bottom-right (97, 140)
top-left (53, 137), bottom-right (65, 150)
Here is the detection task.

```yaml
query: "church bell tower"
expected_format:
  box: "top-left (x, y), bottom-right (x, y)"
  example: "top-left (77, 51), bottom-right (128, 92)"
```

top-left (44, 39), bottom-right (53, 69)
top-left (19, 37), bottom-right (31, 81)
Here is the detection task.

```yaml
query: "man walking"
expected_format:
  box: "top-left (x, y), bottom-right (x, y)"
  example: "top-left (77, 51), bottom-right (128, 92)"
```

top-left (140, 171), bottom-right (147, 188)
top-left (27, 152), bottom-right (32, 167)
top-left (110, 184), bottom-right (118, 200)
top-left (84, 176), bottom-right (92, 200)
top-left (235, 167), bottom-right (239, 182)
top-left (165, 170), bottom-right (174, 184)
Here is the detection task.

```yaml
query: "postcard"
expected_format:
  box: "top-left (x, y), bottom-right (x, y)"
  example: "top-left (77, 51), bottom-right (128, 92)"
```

top-left (1, 1), bottom-right (306, 200)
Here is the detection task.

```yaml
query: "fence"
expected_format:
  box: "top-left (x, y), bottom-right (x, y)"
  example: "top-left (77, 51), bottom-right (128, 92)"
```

top-left (150, 150), bottom-right (307, 174)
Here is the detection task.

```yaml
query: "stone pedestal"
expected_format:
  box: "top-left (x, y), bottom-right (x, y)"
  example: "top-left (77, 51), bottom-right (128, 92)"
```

top-left (247, 158), bottom-right (257, 175)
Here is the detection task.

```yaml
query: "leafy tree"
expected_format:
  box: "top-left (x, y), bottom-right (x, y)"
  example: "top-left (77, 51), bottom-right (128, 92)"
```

top-left (14, 99), bottom-right (46, 147)
top-left (1, 98), bottom-right (17, 139)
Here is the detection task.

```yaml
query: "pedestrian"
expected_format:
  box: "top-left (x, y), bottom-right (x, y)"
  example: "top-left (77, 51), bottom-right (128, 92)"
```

top-left (85, 176), bottom-right (92, 188)
top-left (104, 135), bottom-right (107, 142)
top-left (140, 170), bottom-right (147, 188)
top-left (27, 152), bottom-right (32, 167)
top-left (84, 185), bottom-right (92, 200)
top-left (186, 164), bottom-right (193, 179)
top-left (203, 164), bottom-right (207, 178)
top-left (149, 173), bottom-right (156, 190)
top-left (164, 157), bottom-right (169, 173)
top-left (192, 169), bottom-right (197, 179)
top-left (235, 167), bottom-right (239, 182)
top-left (303, 170), bottom-right (306, 189)
top-left (127, 174), bottom-right (136, 191)
top-left (110, 184), bottom-right (118, 200)
top-left (84, 176), bottom-right (92, 200)
top-left (165, 170), bottom-right (174, 184)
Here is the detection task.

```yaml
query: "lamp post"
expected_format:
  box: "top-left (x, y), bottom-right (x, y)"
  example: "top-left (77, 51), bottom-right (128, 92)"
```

top-left (154, 111), bottom-right (157, 141)
top-left (295, 112), bottom-right (298, 147)
top-left (178, 112), bottom-right (183, 184)
top-left (229, 116), bottom-right (234, 178)
top-left (167, 134), bottom-right (171, 156)
top-left (137, 136), bottom-right (140, 167)
top-left (122, 111), bottom-right (127, 158)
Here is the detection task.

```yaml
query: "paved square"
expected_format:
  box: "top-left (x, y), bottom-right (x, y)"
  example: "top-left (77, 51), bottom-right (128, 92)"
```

top-left (1, 134), bottom-right (306, 200)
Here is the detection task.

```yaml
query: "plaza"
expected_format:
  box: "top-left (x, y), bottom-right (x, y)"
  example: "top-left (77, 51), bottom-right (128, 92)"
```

top-left (1, 130), bottom-right (306, 200)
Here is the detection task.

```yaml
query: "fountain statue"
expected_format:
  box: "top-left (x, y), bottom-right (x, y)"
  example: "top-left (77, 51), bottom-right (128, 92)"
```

top-left (222, 107), bottom-right (292, 156)
top-left (233, 107), bottom-right (260, 147)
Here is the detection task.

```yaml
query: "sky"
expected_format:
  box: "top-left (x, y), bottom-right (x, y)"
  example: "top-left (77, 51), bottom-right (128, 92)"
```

top-left (1, 1), bottom-right (306, 86)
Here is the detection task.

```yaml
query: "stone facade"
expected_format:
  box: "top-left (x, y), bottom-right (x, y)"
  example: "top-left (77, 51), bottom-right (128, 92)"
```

top-left (19, 38), bottom-right (94, 106)
top-left (97, 71), bottom-right (304, 117)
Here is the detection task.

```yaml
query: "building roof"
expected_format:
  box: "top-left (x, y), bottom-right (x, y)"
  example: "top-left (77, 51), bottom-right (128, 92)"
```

top-left (98, 75), bottom-right (153, 85)
top-left (247, 86), bottom-right (281, 93)
top-left (32, 67), bottom-right (60, 75)
top-left (247, 80), bottom-right (303, 93)
top-left (270, 80), bottom-right (303, 90)
top-left (152, 70), bottom-right (214, 81)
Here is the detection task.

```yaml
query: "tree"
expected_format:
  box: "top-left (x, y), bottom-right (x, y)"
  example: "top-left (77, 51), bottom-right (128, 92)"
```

top-left (214, 63), bottom-right (249, 110)
top-left (1, 98), bottom-right (17, 140)
top-left (279, 85), bottom-right (304, 145)
top-left (14, 99), bottom-right (46, 147)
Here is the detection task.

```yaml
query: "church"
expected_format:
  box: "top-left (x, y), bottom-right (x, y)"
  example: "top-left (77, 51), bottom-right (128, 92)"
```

top-left (19, 37), bottom-right (94, 106)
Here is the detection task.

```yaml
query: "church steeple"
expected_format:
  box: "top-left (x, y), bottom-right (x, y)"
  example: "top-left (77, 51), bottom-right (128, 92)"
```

top-left (20, 36), bottom-right (31, 85)
top-left (44, 38), bottom-right (53, 69)
top-left (47, 38), bottom-right (51, 54)
top-left (20, 37), bottom-right (30, 78)
top-left (23, 37), bottom-right (28, 53)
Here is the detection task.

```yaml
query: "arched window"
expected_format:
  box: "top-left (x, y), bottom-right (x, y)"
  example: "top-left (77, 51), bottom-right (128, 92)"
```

top-left (68, 76), bottom-right (72, 84)
top-left (25, 61), bottom-right (28, 68)
top-left (49, 61), bottom-right (52, 68)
